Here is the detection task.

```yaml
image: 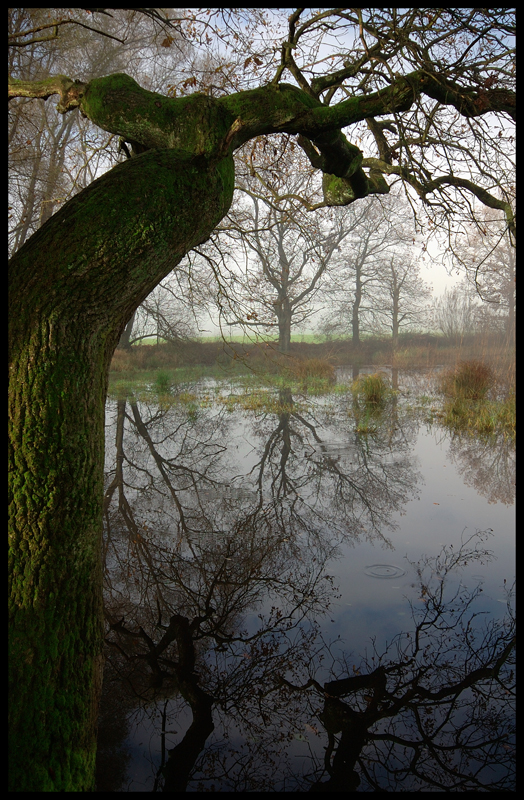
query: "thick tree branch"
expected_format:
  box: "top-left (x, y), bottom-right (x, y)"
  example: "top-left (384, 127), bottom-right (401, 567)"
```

top-left (413, 71), bottom-right (516, 122)
top-left (8, 68), bottom-right (515, 219)
top-left (8, 75), bottom-right (86, 113)
top-left (361, 157), bottom-right (515, 241)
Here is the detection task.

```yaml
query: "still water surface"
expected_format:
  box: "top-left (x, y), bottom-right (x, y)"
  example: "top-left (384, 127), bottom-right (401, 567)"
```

top-left (96, 369), bottom-right (515, 791)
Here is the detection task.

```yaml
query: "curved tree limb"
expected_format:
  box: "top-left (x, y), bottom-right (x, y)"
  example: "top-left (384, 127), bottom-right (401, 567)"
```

top-left (361, 157), bottom-right (515, 242)
top-left (7, 69), bottom-right (515, 227)
top-left (8, 74), bottom-right (87, 112)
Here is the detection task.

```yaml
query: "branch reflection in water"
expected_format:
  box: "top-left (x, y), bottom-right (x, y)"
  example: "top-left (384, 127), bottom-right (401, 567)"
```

top-left (97, 385), bottom-right (515, 791)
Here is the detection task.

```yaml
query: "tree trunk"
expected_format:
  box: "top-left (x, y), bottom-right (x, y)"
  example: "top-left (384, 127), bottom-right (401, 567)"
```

top-left (8, 148), bottom-right (234, 791)
top-left (351, 276), bottom-right (362, 347)
top-left (277, 300), bottom-right (292, 354)
top-left (391, 268), bottom-right (400, 351)
top-left (392, 309), bottom-right (400, 350)
top-left (117, 309), bottom-right (137, 350)
top-left (505, 248), bottom-right (515, 344)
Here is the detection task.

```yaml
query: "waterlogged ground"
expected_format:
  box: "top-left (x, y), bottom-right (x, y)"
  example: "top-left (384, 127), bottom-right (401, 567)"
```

top-left (96, 368), bottom-right (515, 792)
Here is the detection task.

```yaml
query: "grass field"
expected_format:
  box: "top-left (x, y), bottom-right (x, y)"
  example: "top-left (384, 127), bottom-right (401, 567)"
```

top-left (138, 332), bottom-right (334, 345)
top-left (197, 333), bottom-right (330, 344)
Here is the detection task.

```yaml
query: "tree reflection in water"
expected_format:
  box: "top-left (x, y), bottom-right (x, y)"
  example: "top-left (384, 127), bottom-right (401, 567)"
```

top-left (446, 429), bottom-right (516, 506)
top-left (97, 390), bottom-right (515, 792)
top-left (285, 530), bottom-right (514, 792)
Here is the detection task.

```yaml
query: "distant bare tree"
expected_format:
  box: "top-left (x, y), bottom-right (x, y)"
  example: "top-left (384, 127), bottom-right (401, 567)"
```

top-left (450, 208), bottom-right (516, 341)
top-left (321, 195), bottom-right (428, 346)
top-left (432, 283), bottom-right (481, 342)
top-left (129, 279), bottom-right (201, 346)
top-left (369, 255), bottom-right (433, 347)
top-left (193, 148), bottom-right (361, 353)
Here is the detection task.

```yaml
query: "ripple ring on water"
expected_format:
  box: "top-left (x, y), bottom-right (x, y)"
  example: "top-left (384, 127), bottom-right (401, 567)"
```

top-left (364, 564), bottom-right (406, 579)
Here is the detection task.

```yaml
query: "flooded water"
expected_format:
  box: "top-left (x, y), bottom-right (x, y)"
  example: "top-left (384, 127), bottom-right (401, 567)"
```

top-left (96, 369), bottom-right (515, 792)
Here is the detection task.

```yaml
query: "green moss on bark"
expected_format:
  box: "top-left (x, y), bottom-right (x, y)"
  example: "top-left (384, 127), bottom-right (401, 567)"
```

top-left (9, 147), bottom-right (234, 791)
top-left (81, 73), bottom-right (234, 156)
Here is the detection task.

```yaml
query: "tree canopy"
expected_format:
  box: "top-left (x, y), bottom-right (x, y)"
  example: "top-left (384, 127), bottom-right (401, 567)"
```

top-left (9, 8), bottom-right (515, 239)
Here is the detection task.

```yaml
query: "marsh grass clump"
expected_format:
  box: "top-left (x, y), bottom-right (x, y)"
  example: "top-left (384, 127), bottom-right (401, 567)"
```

top-left (352, 371), bottom-right (390, 405)
top-left (153, 369), bottom-right (172, 394)
top-left (438, 360), bottom-right (514, 439)
top-left (442, 392), bottom-right (515, 440)
top-left (293, 357), bottom-right (335, 382)
top-left (282, 356), bottom-right (336, 392)
top-left (439, 359), bottom-right (494, 401)
top-left (268, 355), bottom-right (336, 394)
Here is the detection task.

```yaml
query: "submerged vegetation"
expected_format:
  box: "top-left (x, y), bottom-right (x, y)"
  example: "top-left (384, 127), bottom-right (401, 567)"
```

top-left (108, 337), bottom-right (515, 439)
top-left (351, 371), bottom-right (392, 405)
top-left (436, 359), bottom-right (515, 440)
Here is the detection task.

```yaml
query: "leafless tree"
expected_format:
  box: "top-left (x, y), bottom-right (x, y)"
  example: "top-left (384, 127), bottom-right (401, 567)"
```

top-left (368, 254), bottom-right (433, 347)
top-left (211, 178), bottom-right (361, 351)
top-left (321, 194), bottom-right (430, 345)
top-left (451, 208), bottom-right (516, 341)
top-left (432, 283), bottom-right (481, 342)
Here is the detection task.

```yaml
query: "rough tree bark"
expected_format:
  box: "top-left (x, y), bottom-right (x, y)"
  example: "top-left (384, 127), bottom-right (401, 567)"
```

top-left (8, 65), bottom-right (515, 790)
top-left (9, 96), bottom-right (234, 788)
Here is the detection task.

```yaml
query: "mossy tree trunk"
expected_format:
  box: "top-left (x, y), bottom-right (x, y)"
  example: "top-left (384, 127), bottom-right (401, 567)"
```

top-left (8, 146), bottom-right (234, 791)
